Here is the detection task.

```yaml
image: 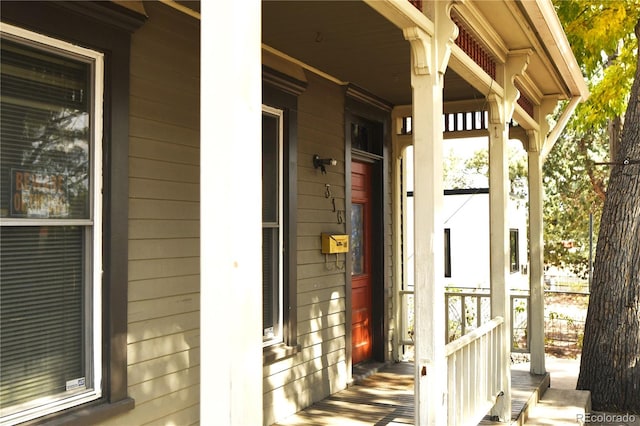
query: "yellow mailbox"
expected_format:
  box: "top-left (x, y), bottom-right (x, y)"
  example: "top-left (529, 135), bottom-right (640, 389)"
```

top-left (321, 233), bottom-right (349, 254)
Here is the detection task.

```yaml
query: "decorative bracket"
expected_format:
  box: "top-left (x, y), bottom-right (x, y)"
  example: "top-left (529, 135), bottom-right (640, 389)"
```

top-left (395, 137), bottom-right (413, 160)
top-left (526, 129), bottom-right (541, 153)
top-left (487, 93), bottom-right (504, 125)
top-left (538, 96), bottom-right (558, 139)
top-left (504, 49), bottom-right (532, 121)
top-left (403, 27), bottom-right (433, 75)
top-left (435, 1), bottom-right (458, 75)
top-left (403, 1), bottom-right (457, 77)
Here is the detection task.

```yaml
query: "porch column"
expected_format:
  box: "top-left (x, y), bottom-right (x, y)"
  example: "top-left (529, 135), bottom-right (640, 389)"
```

top-left (403, 3), bottom-right (456, 424)
top-left (392, 105), bottom-right (414, 362)
top-left (201, 1), bottom-right (263, 425)
top-left (526, 129), bottom-right (546, 375)
top-left (487, 93), bottom-right (512, 422)
top-left (487, 50), bottom-right (530, 422)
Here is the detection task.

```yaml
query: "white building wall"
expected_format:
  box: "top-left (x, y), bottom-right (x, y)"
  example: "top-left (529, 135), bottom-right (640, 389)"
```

top-left (443, 192), bottom-right (528, 290)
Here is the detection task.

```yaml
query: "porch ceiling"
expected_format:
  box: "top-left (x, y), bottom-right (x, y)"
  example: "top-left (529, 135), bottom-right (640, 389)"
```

top-left (262, 0), bottom-right (481, 106)
top-left (263, 1), bottom-right (584, 111)
top-left (176, 1), bottom-right (200, 13)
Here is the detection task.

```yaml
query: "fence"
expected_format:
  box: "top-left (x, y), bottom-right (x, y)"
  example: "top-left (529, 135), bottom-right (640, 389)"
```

top-left (400, 286), bottom-right (587, 358)
top-left (545, 312), bottom-right (585, 357)
top-left (544, 273), bottom-right (590, 294)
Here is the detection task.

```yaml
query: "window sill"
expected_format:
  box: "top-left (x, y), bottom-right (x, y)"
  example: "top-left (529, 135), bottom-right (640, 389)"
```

top-left (29, 397), bottom-right (135, 426)
top-left (263, 343), bottom-right (300, 365)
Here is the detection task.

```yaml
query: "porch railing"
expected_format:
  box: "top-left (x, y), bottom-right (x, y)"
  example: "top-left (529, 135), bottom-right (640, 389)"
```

top-left (445, 288), bottom-right (530, 353)
top-left (445, 316), bottom-right (505, 426)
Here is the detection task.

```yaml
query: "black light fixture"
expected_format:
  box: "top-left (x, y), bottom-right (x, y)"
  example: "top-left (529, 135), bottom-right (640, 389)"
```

top-left (594, 157), bottom-right (640, 166)
top-left (313, 154), bottom-right (337, 174)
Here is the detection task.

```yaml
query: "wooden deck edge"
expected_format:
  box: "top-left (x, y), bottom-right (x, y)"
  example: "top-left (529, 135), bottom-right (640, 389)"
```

top-left (517, 372), bottom-right (550, 426)
top-left (480, 371), bottom-right (550, 425)
top-left (349, 361), bottom-right (393, 386)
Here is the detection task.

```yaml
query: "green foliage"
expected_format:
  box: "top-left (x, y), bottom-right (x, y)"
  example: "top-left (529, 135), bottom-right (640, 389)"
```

top-left (443, 148), bottom-right (475, 189)
top-left (555, 0), bottom-right (639, 132)
top-left (443, 145), bottom-right (528, 197)
top-left (544, 0), bottom-right (639, 273)
top-left (463, 147), bottom-right (528, 197)
top-left (543, 127), bottom-right (607, 277)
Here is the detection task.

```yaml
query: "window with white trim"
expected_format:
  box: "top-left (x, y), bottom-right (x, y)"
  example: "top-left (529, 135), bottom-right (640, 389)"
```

top-left (0, 23), bottom-right (104, 425)
top-left (262, 105), bottom-right (284, 347)
top-left (261, 74), bottom-right (302, 362)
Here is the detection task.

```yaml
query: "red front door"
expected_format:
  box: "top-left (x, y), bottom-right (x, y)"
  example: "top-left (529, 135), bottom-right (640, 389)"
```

top-left (351, 161), bottom-right (373, 365)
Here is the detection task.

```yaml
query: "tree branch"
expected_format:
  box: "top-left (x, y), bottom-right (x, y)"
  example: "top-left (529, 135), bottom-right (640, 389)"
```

top-left (577, 136), bottom-right (607, 201)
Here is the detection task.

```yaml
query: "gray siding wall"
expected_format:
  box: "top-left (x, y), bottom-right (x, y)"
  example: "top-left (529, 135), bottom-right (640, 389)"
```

top-left (99, 3), bottom-right (200, 425)
top-left (263, 72), bottom-right (349, 425)
top-left (263, 69), bottom-right (398, 424)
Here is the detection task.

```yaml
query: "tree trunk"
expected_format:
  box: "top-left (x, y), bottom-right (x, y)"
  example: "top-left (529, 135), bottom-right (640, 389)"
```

top-left (577, 19), bottom-right (640, 412)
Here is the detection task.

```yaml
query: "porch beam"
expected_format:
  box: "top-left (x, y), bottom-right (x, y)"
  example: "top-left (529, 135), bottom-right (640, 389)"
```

top-left (448, 45), bottom-right (504, 101)
top-left (403, 2), bottom-right (456, 424)
top-left (443, 129), bottom-right (488, 139)
top-left (364, 0), bottom-right (434, 38)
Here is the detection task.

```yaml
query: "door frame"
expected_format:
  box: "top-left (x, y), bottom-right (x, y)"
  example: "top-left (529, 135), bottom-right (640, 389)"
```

top-left (344, 87), bottom-right (391, 375)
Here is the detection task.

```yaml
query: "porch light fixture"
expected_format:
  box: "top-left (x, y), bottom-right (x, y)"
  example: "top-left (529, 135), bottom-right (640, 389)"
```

top-left (594, 157), bottom-right (640, 167)
top-left (313, 154), bottom-right (337, 174)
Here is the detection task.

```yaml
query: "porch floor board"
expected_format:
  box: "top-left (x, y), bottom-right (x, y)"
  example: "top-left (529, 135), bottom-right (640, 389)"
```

top-left (274, 362), bottom-right (549, 426)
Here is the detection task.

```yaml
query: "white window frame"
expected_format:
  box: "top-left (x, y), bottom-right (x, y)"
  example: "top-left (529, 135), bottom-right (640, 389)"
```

top-left (262, 104), bottom-right (284, 347)
top-left (0, 22), bottom-right (104, 425)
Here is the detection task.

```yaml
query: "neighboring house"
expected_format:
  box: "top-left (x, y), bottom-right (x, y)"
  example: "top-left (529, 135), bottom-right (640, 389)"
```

top-left (0, 2), bottom-right (587, 426)
top-left (442, 188), bottom-right (529, 291)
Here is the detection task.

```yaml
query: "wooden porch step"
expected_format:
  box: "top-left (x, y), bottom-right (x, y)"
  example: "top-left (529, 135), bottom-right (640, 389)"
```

top-left (479, 371), bottom-right (550, 426)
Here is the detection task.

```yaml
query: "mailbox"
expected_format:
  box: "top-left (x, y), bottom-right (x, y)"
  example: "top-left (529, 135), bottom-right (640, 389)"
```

top-left (321, 233), bottom-right (349, 254)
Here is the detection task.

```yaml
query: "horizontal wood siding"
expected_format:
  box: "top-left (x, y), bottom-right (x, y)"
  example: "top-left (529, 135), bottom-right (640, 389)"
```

top-left (98, 2), bottom-right (200, 425)
top-left (264, 73), bottom-right (348, 425)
